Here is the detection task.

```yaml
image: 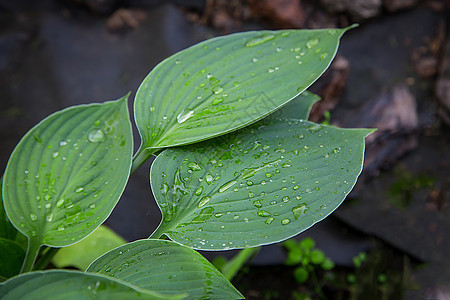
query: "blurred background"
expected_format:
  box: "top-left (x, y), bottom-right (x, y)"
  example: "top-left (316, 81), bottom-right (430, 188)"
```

top-left (0, 0), bottom-right (449, 298)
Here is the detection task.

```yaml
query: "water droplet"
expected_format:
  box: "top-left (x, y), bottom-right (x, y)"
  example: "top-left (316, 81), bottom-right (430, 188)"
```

top-left (315, 186), bottom-right (320, 191)
top-left (215, 213), bottom-right (223, 218)
top-left (44, 203), bottom-right (51, 209)
top-left (52, 152), bottom-right (59, 158)
top-left (293, 185), bottom-right (299, 190)
top-left (246, 180), bottom-right (253, 186)
top-left (258, 210), bottom-right (271, 217)
top-left (212, 85), bottom-right (223, 94)
top-left (75, 186), bottom-right (84, 193)
top-left (292, 203), bottom-right (307, 220)
top-left (175, 59), bottom-right (180, 64)
top-left (177, 109), bottom-right (194, 124)
top-left (88, 130), bottom-right (106, 143)
top-left (270, 201), bottom-right (277, 205)
top-left (57, 224), bottom-right (65, 231)
top-left (192, 207), bottom-right (215, 223)
top-left (219, 180), bottom-right (237, 193)
top-left (306, 38), bottom-right (319, 49)
top-left (282, 163), bottom-right (291, 168)
top-left (206, 174), bottom-right (214, 184)
top-left (248, 191), bottom-right (255, 198)
top-left (56, 198), bottom-right (65, 208)
top-left (212, 97), bottom-right (223, 105)
top-left (308, 124), bottom-right (322, 132)
top-left (46, 213), bottom-right (54, 222)
top-left (253, 200), bottom-right (263, 208)
top-left (332, 147), bottom-right (341, 153)
top-left (149, 106), bottom-right (155, 112)
top-left (44, 194), bottom-right (52, 201)
top-left (265, 173), bottom-right (272, 178)
top-left (198, 196), bottom-right (211, 208)
top-left (268, 68), bottom-right (275, 73)
top-left (265, 217), bottom-right (274, 224)
top-left (245, 34), bottom-right (276, 47)
top-left (276, 47), bottom-right (282, 52)
top-left (252, 57), bottom-right (258, 63)
top-left (59, 141), bottom-right (67, 146)
top-left (320, 52), bottom-right (328, 60)
top-left (194, 186), bottom-right (203, 196)
top-left (187, 162), bottom-right (201, 171)
top-left (281, 218), bottom-right (291, 225)
top-left (320, 204), bottom-right (327, 209)
top-left (90, 204), bottom-right (96, 209)
top-left (30, 213), bottom-right (37, 221)
top-left (282, 196), bottom-right (290, 203)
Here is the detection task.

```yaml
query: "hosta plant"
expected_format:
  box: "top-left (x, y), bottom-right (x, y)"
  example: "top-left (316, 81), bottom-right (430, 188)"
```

top-left (0, 25), bottom-right (373, 299)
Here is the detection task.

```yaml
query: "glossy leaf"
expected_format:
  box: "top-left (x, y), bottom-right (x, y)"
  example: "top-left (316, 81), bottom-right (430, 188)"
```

top-left (134, 27), bottom-right (354, 154)
top-left (87, 239), bottom-right (243, 299)
top-left (0, 239), bottom-right (25, 281)
top-left (53, 225), bottom-right (126, 270)
top-left (0, 270), bottom-right (186, 299)
top-left (150, 117), bottom-right (373, 250)
top-left (2, 96), bottom-right (133, 249)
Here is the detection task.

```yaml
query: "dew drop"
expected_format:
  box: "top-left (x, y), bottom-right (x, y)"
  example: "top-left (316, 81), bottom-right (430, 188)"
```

top-left (270, 201), bottom-right (277, 205)
top-left (75, 186), bottom-right (84, 193)
top-left (212, 97), bottom-right (223, 105)
top-left (306, 38), bottom-right (319, 49)
top-left (52, 152), bottom-right (59, 158)
top-left (57, 224), bottom-right (65, 231)
top-left (292, 203), bottom-right (307, 220)
top-left (30, 213), bottom-right (37, 221)
top-left (187, 161), bottom-right (201, 171)
top-left (252, 57), bottom-right (258, 63)
top-left (149, 106), bottom-right (155, 112)
top-left (206, 174), bottom-right (214, 184)
top-left (44, 203), bottom-right (51, 209)
top-left (281, 163), bottom-right (291, 168)
top-left (258, 210), bottom-right (271, 217)
top-left (282, 196), bottom-right (290, 203)
top-left (194, 186), bottom-right (203, 196)
top-left (214, 213), bottom-right (223, 218)
top-left (281, 218), bottom-right (291, 225)
top-left (276, 47), bottom-right (282, 52)
top-left (253, 200), bottom-right (263, 208)
top-left (265, 217), bottom-right (274, 224)
top-left (46, 213), bottom-right (53, 222)
top-left (219, 180), bottom-right (237, 193)
top-left (212, 85), bottom-right (223, 94)
top-left (320, 52), bottom-right (329, 60)
top-left (59, 141), bottom-right (67, 146)
top-left (293, 185), bottom-right (299, 190)
top-left (88, 130), bottom-right (106, 143)
top-left (177, 109), bottom-right (194, 124)
top-left (245, 34), bottom-right (276, 47)
top-left (198, 196), bottom-right (211, 208)
top-left (56, 198), bottom-right (65, 208)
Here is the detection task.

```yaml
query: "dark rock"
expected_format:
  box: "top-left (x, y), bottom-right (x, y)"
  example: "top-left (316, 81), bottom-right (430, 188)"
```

top-left (309, 56), bottom-right (350, 122)
top-left (247, 0), bottom-right (305, 28)
top-left (383, 0), bottom-right (419, 12)
top-left (106, 8), bottom-right (147, 32)
top-left (319, 0), bottom-right (381, 21)
top-left (436, 36), bottom-right (450, 125)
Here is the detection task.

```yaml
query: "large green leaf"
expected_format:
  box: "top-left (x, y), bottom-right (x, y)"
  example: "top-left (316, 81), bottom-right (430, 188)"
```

top-left (52, 225), bottom-right (126, 270)
top-left (2, 96), bottom-right (133, 252)
top-left (150, 117), bottom-right (373, 250)
top-left (0, 239), bottom-right (25, 281)
top-left (134, 27), bottom-right (354, 156)
top-left (87, 239), bottom-right (243, 299)
top-left (0, 270), bottom-right (186, 299)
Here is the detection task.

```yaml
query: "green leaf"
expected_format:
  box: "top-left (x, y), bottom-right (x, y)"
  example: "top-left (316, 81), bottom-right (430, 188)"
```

top-left (0, 178), bottom-right (18, 241)
top-left (294, 267), bottom-right (309, 283)
top-left (2, 95), bottom-right (133, 250)
top-left (0, 239), bottom-right (25, 280)
top-left (268, 91), bottom-right (320, 121)
top-left (150, 117), bottom-right (373, 250)
top-left (52, 225), bottom-right (126, 270)
top-left (0, 270), bottom-right (186, 299)
top-left (134, 27), bottom-right (353, 153)
top-left (87, 239), bottom-right (243, 299)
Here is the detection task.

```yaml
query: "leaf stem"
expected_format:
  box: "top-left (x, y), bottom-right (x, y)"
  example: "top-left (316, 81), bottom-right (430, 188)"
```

top-left (21, 238), bottom-right (41, 273)
top-left (148, 225), bottom-right (166, 239)
top-left (222, 247), bottom-right (260, 281)
top-left (131, 148), bottom-right (156, 173)
top-left (33, 247), bottom-right (60, 270)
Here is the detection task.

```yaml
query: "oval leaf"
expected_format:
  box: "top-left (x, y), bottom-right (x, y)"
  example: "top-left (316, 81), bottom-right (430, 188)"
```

top-left (87, 239), bottom-right (243, 299)
top-left (2, 96), bottom-right (133, 248)
top-left (150, 118), bottom-right (373, 250)
top-left (0, 270), bottom-right (185, 299)
top-left (134, 27), bottom-right (354, 152)
top-left (52, 225), bottom-right (126, 270)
